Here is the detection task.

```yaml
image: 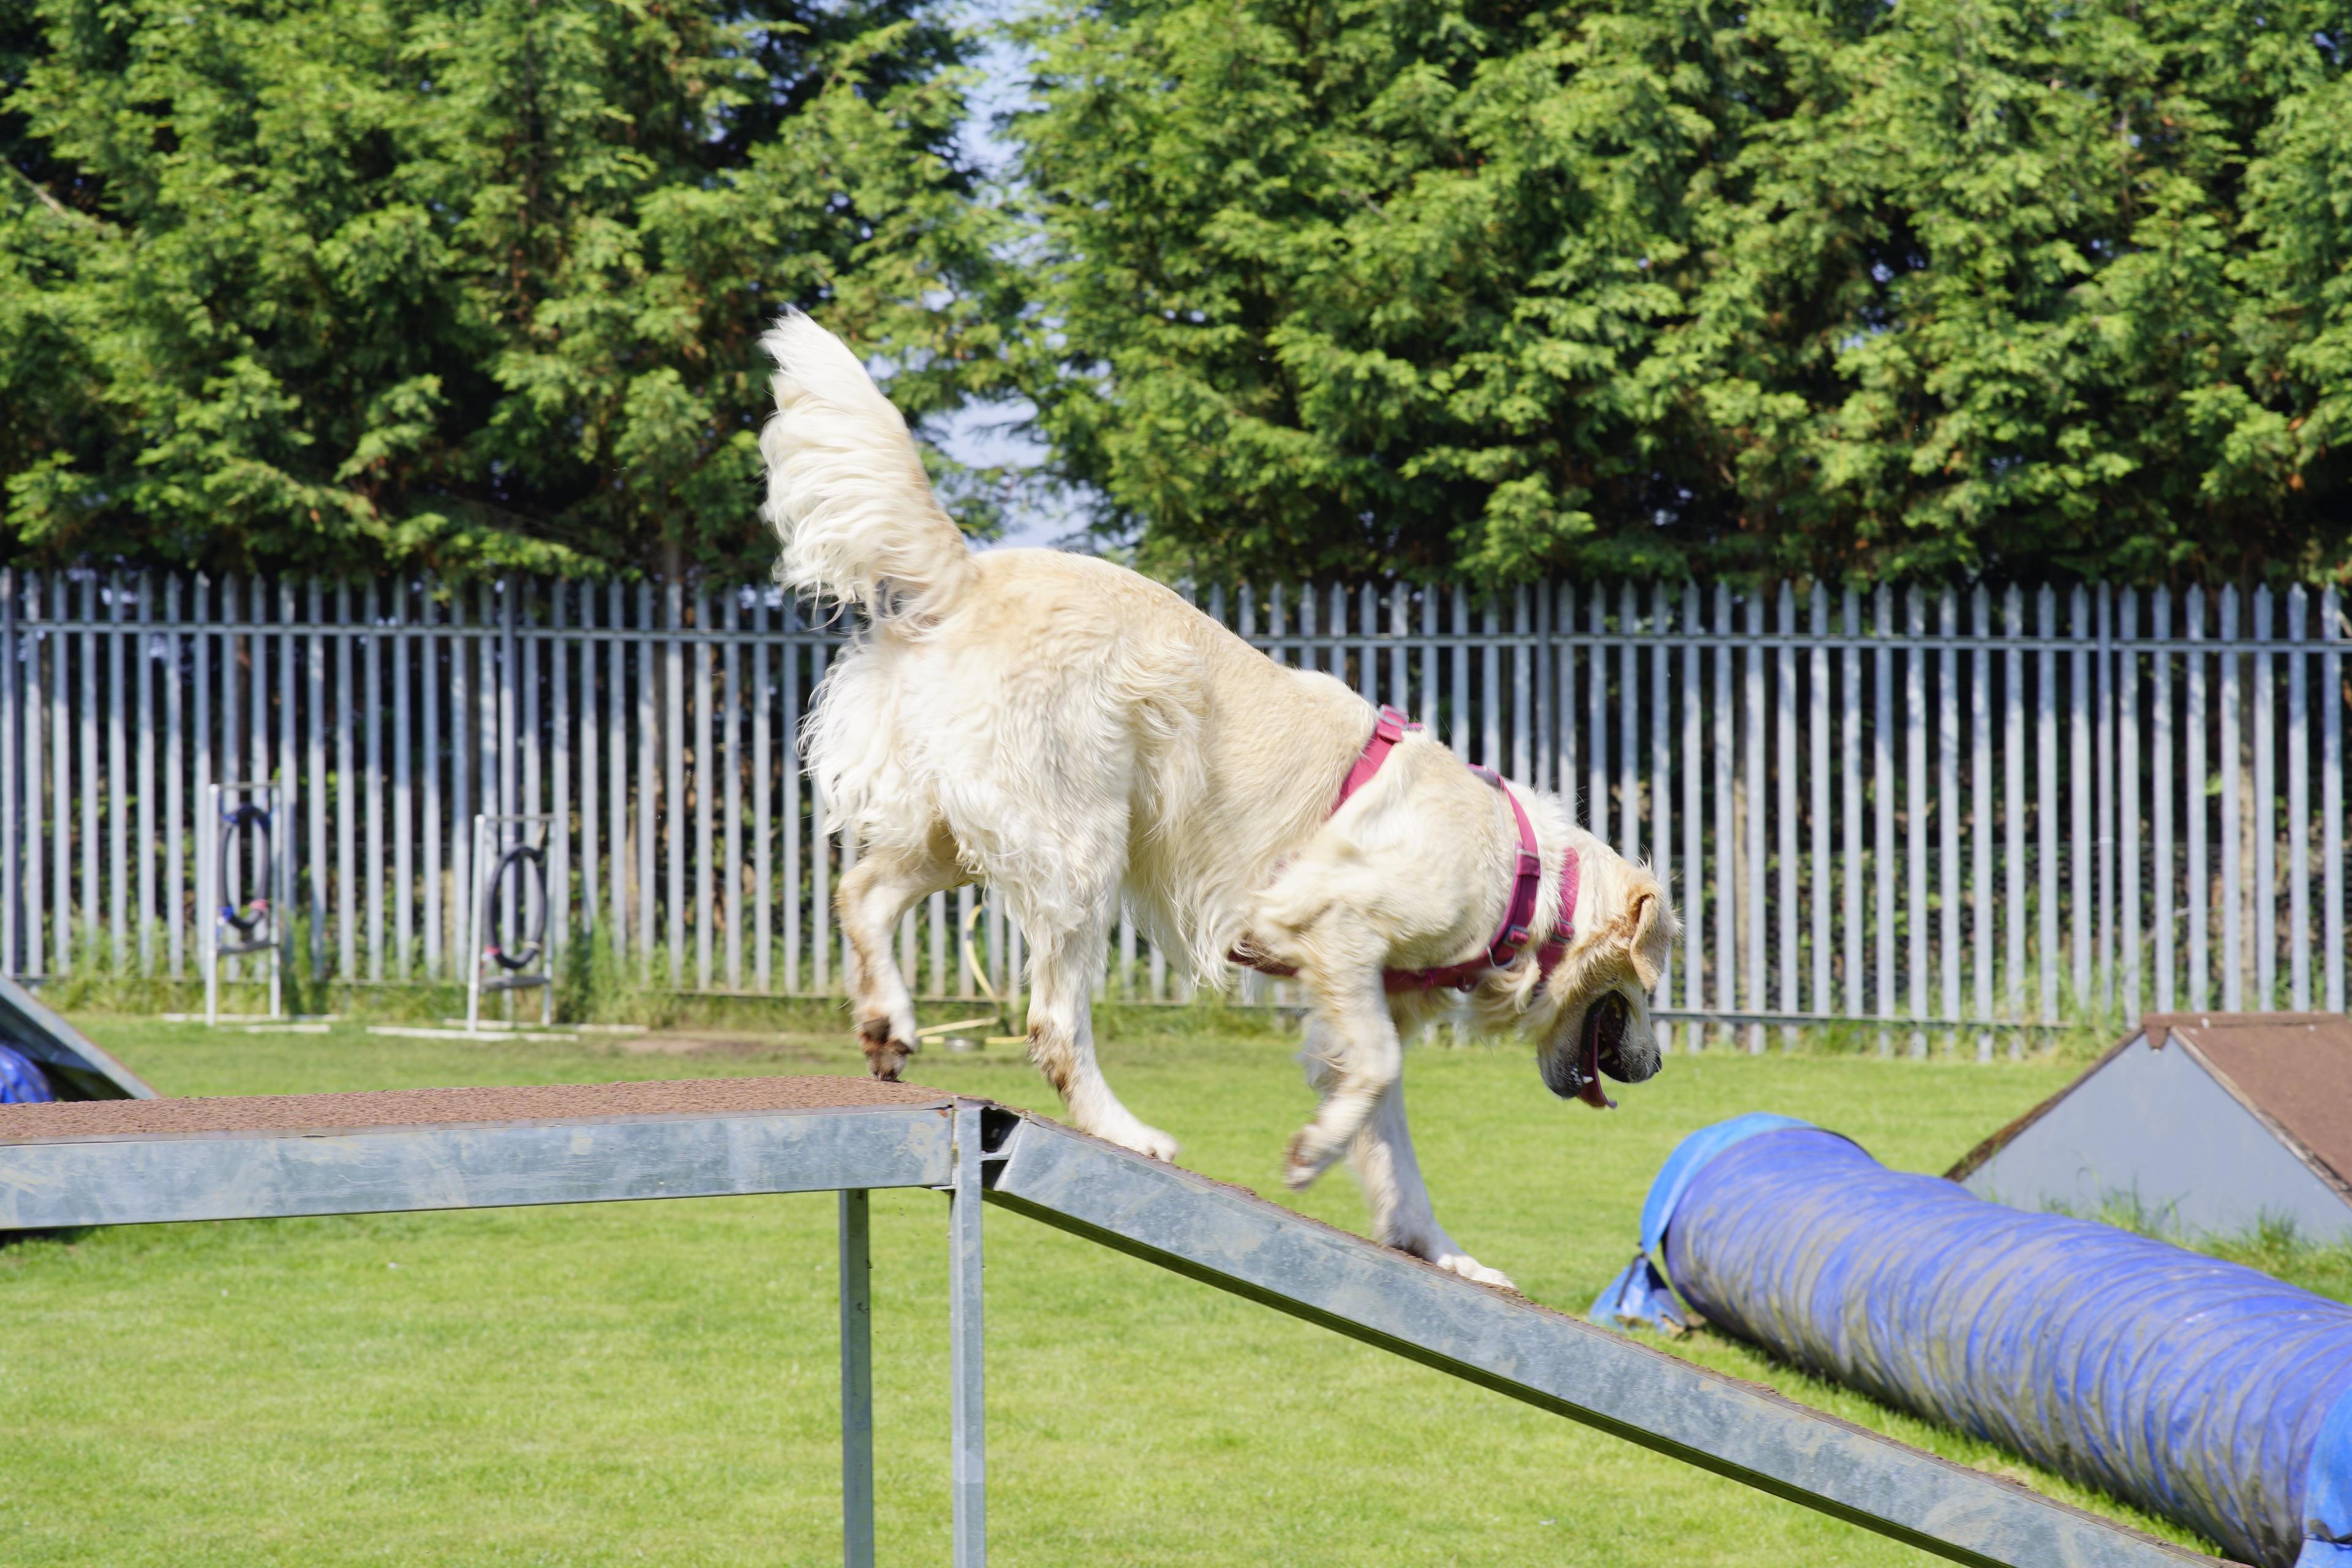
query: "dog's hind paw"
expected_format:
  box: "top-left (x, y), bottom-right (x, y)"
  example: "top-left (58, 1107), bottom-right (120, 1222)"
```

top-left (1103, 1120), bottom-right (1181, 1164)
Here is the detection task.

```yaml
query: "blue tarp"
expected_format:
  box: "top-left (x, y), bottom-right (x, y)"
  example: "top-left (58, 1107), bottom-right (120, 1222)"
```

top-left (1593, 1118), bottom-right (2352, 1568)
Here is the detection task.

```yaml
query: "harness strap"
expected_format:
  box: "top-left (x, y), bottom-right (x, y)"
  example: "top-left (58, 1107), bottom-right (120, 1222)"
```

top-left (1467, 764), bottom-right (1542, 970)
top-left (1235, 706), bottom-right (1580, 993)
top-left (1535, 850), bottom-right (1581, 978)
top-left (1336, 706), bottom-right (1418, 812)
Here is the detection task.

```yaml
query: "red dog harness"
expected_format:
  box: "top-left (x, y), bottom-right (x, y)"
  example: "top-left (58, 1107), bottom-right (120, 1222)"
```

top-left (1235, 706), bottom-right (1580, 993)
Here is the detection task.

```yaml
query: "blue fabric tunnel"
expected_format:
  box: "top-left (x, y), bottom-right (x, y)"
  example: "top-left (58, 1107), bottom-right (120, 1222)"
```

top-left (1591, 1117), bottom-right (2352, 1567)
top-left (0, 1041), bottom-right (55, 1104)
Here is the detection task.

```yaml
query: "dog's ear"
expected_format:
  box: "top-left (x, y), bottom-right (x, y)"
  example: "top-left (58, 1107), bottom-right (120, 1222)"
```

top-left (1619, 874), bottom-right (1673, 992)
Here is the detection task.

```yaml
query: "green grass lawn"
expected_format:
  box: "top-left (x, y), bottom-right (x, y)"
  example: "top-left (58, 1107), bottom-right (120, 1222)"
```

top-left (0, 1011), bottom-right (2272, 1564)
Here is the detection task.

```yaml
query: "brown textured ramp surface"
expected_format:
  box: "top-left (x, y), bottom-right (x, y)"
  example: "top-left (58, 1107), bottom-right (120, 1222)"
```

top-left (0, 1075), bottom-right (953, 1142)
top-left (2168, 1014), bottom-right (2352, 1187)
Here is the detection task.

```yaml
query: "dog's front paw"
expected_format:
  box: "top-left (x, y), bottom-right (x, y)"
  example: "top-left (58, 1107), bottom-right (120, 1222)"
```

top-left (858, 1017), bottom-right (914, 1082)
top-left (1281, 1127), bottom-right (1346, 1191)
top-left (1387, 1224), bottom-right (1518, 1292)
top-left (1430, 1251), bottom-right (1518, 1292)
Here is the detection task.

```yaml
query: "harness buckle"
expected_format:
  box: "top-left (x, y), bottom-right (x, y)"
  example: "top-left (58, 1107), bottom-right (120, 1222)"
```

top-left (1373, 704), bottom-right (1420, 744)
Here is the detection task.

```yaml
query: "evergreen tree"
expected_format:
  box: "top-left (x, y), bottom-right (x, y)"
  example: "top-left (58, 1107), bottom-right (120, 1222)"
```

top-left (1012, 0), bottom-right (2352, 583)
top-left (0, 0), bottom-right (1013, 576)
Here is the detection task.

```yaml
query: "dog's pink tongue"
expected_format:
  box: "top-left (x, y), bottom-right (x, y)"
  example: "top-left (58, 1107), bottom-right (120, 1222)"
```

top-left (1578, 1031), bottom-right (1616, 1111)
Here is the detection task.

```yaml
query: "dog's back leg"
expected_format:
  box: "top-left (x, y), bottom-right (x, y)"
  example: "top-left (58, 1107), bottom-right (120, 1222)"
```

top-left (1009, 880), bottom-right (1179, 1163)
top-left (839, 818), bottom-right (967, 1080)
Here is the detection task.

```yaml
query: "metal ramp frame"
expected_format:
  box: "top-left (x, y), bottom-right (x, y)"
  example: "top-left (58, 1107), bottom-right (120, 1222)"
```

top-left (0, 1083), bottom-right (2223, 1568)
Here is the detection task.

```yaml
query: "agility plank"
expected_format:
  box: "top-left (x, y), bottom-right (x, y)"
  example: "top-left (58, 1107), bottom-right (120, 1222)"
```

top-left (0, 1078), bottom-right (954, 1229)
top-left (982, 1111), bottom-right (2223, 1568)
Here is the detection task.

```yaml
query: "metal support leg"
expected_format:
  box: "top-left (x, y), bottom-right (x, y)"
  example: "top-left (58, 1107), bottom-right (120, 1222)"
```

top-left (949, 1104), bottom-right (986, 1566)
top-left (839, 1189), bottom-right (874, 1568)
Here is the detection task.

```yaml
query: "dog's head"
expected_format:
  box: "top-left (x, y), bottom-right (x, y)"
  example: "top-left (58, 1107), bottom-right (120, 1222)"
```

top-left (1502, 845), bottom-right (1676, 1106)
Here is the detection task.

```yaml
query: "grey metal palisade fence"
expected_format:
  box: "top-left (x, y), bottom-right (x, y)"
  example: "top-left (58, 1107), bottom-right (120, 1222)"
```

top-left (1, 570), bottom-right (2345, 1052)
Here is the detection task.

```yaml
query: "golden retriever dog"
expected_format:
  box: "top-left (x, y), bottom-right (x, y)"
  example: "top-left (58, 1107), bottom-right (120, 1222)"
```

top-left (759, 312), bottom-right (1676, 1288)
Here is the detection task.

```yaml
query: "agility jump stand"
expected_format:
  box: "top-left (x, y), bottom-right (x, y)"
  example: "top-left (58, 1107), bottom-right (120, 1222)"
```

top-left (202, 783), bottom-right (288, 1027)
top-left (0, 1081), bottom-right (2222, 1568)
top-left (465, 815), bottom-right (557, 1034)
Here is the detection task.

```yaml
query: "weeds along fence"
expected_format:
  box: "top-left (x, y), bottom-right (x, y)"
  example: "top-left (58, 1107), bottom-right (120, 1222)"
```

top-left (0, 570), bottom-right (2344, 1050)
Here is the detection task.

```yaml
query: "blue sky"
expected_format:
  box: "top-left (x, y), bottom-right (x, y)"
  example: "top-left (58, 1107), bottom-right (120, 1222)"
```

top-left (919, 3), bottom-right (1087, 551)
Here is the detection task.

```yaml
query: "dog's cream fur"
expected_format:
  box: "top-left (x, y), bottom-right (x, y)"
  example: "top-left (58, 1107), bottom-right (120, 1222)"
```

top-left (760, 311), bottom-right (1678, 1288)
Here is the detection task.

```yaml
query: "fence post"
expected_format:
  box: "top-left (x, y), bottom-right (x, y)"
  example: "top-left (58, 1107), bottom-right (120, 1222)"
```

top-left (2325, 586), bottom-right (2345, 1014)
top-left (1681, 583), bottom-right (1705, 1049)
top-left (2254, 585), bottom-right (2277, 1010)
top-left (1, 569), bottom-right (14, 978)
top-left (1904, 589), bottom-right (1928, 1056)
top-left (2288, 584), bottom-right (2311, 1012)
top-left (1744, 589), bottom-right (1766, 1053)
top-left (2118, 588), bottom-right (2140, 1019)
top-left (1969, 586), bottom-right (1992, 1058)
top-left (2220, 586), bottom-right (2243, 1011)
top-left (1650, 581), bottom-right (1673, 1052)
top-left (1714, 584), bottom-right (1738, 1047)
top-left (1807, 584), bottom-right (1830, 1024)
top-left (1775, 582), bottom-right (1799, 1048)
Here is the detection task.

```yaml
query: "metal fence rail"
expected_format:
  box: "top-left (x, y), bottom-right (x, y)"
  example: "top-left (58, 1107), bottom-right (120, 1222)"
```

top-left (2, 570), bottom-right (2344, 1048)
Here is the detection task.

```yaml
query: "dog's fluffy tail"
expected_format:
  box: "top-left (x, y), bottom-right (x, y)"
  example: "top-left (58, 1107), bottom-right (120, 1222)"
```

top-left (758, 311), bottom-right (976, 625)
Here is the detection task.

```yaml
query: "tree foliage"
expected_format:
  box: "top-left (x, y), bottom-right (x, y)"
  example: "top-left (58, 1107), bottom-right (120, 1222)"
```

top-left (0, 0), bottom-right (1011, 577)
top-left (1012, 0), bottom-right (2352, 584)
